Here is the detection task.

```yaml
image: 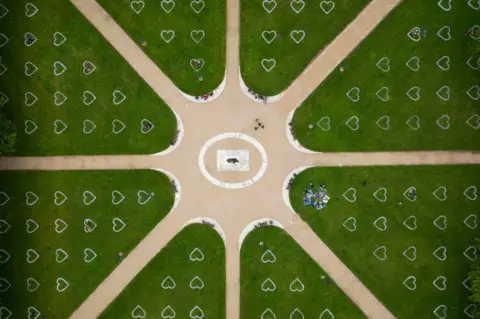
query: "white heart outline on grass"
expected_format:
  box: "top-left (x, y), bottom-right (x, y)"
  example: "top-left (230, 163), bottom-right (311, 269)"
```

top-left (437, 26), bottom-right (451, 41)
top-left (403, 275), bottom-right (416, 290)
top-left (289, 278), bottom-right (305, 292)
top-left (0, 33), bottom-right (9, 48)
top-left (467, 85), bottom-right (480, 101)
top-left (433, 246), bottom-right (447, 261)
top-left (137, 190), bottom-right (153, 205)
top-left (112, 119), bottom-right (126, 134)
top-left (406, 115), bottom-right (420, 130)
top-left (53, 120), bottom-right (68, 135)
top-left (262, 0), bottom-right (277, 13)
top-left (27, 277), bottom-right (40, 292)
top-left (83, 61), bottom-right (96, 75)
top-left (160, 30), bottom-right (175, 43)
top-left (465, 304), bottom-right (477, 319)
top-left (130, 0), bottom-right (145, 14)
top-left (403, 215), bottom-right (417, 230)
top-left (433, 276), bottom-right (447, 291)
top-left (84, 218), bottom-right (97, 233)
top-left (25, 191), bottom-right (39, 206)
top-left (319, 1), bottom-right (335, 14)
top-left (375, 87), bottom-right (390, 102)
top-left (190, 58), bottom-right (205, 72)
top-left (468, 0), bottom-right (480, 10)
top-left (0, 4), bottom-right (9, 19)
top-left (54, 191), bottom-right (67, 206)
top-left (24, 62), bottom-right (38, 76)
top-left (26, 219), bottom-right (39, 234)
top-left (27, 307), bottom-right (40, 319)
top-left (0, 220), bottom-right (10, 234)
top-left (161, 306), bottom-right (176, 319)
top-left (112, 90), bottom-right (126, 105)
top-left (261, 309), bottom-right (276, 319)
top-left (83, 119), bottom-right (96, 135)
top-left (261, 278), bottom-right (276, 291)
top-left (55, 248), bottom-right (69, 263)
top-left (373, 216), bottom-right (387, 231)
top-left (376, 116), bottom-right (390, 130)
top-left (56, 277), bottom-right (69, 292)
top-left (433, 215), bottom-right (447, 230)
top-left (290, 0), bottom-right (305, 13)
top-left (290, 30), bottom-right (305, 44)
top-left (261, 30), bottom-right (277, 44)
top-left (406, 56), bottom-right (420, 71)
top-left (0, 278), bottom-right (11, 293)
top-left (316, 116), bottom-right (331, 131)
top-left (0, 192), bottom-right (9, 206)
top-left (436, 114), bottom-right (450, 130)
top-left (406, 86), bottom-right (420, 101)
top-left (466, 56), bottom-right (480, 70)
top-left (53, 31), bottom-right (67, 46)
top-left (432, 186), bottom-right (447, 201)
top-left (161, 276), bottom-right (176, 289)
top-left (467, 25), bottom-right (480, 40)
top-left (436, 85), bottom-right (450, 101)
top-left (190, 30), bottom-right (205, 43)
top-left (436, 56), bottom-right (450, 71)
top-left (24, 32), bottom-right (37, 47)
top-left (290, 308), bottom-right (304, 319)
top-left (190, 0), bottom-right (205, 14)
top-left (112, 190), bottom-right (125, 205)
top-left (132, 305), bottom-right (146, 318)
top-left (0, 62), bottom-right (7, 76)
top-left (346, 87), bottom-right (360, 102)
top-left (464, 214), bottom-right (478, 229)
top-left (0, 250), bottom-right (10, 264)
top-left (376, 57), bottom-right (390, 72)
top-left (25, 3), bottom-right (38, 17)
top-left (319, 309), bottom-right (334, 319)
top-left (25, 92), bottom-right (38, 106)
top-left (0, 92), bottom-right (8, 106)
top-left (345, 116), bottom-right (359, 131)
top-left (464, 277), bottom-right (473, 291)
top-left (141, 119), bottom-right (155, 134)
top-left (112, 217), bottom-right (126, 232)
top-left (190, 305), bottom-right (204, 319)
top-left (403, 246), bottom-right (416, 261)
top-left (83, 91), bottom-right (96, 105)
top-left (261, 249), bottom-right (276, 263)
top-left (407, 27), bottom-right (421, 42)
top-left (261, 58), bottom-right (276, 72)
top-left (437, 0), bottom-right (452, 11)
top-left (160, 0), bottom-right (175, 13)
top-left (189, 247), bottom-right (204, 261)
top-left (55, 218), bottom-right (68, 233)
top-left (373, 246), bottom-right (387, 261)
top-left (53, 61), bottom-right (67, 76)
top-left (464, 246), bottom-right (477, 261)
top-left (373, 187), bottom-right (387, 202)
top-left (26, 248), bottom-right (40, 263)
top-left (54, 91), bottom-right (67, 106)
top-left (189, 276), bottom-right (205, 290)
top-left (433, 305), bottom-right (447, 319)
top-left (464, 186), bottom-right (477, 200)
top-left (84, 248), bottom-right (97, 263)
top-left (342, 187), bottom-right (356, 202)
top-left (83, 190), bottom-right (96, 205)
top-left (343, 217), bottom-right (356, 232)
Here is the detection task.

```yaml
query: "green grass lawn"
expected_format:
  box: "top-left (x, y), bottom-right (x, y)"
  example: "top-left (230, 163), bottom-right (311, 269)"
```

top-left (240, 0), bottom-right (368, 96)
top-left (0, 170), bottom-right (175, 318)
top-left (292, 0), bottom-right (480, 151)
top-left (0, 0), bottom-right (177, 156)
top-left (290, 165), bottom-right (480, 319)
top-left (98, 0), bottom-right (226, 97)
top-left (101, 223), bottom-right (226, 318)
top-left (241, 226), bottom-right (366, 318)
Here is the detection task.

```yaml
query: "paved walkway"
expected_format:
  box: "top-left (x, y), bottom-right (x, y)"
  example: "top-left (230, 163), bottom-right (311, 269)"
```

top-left (1, 0), bottom-right (478, 318)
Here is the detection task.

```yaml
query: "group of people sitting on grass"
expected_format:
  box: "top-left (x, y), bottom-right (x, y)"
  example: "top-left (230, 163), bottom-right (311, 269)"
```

top-left (247, 88), bottom-right (268, 104)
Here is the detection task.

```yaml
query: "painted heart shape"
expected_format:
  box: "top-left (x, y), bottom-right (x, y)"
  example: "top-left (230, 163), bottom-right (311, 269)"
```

top-left (112, 119), bottom-right (126, 134)
top-left (54, 91), bottom-right (67, 106)
top-left (24, 62), bottom-right (38, 76)
top-left (27, 277), bottom-right (40, 292)
top-left (160, 30), bottom-right (175, 43)
top-left (375, 87), bottom-right (389, 102)
top-left (262, 0), bottom-right (277, 13)
top-left (24, 92), bottom-right (38, 106)
top-left (132, 305), bottom-right (146, 318)
top-left (190, 247), bottom-right (204, 261)
top-left (373, 246), bottom-right (387, 261)
top-left (130, 0), bottom-right (145, 14)
top-left (406, 86), bottom-right (420, 101)
top-left (319, 309), bottom-right (334, 319)
top-left (83, 91), bottom-right (96, 105)
top-left (261, 278), bottom-right (276, 291)
top-left (54, 119), bottom-right (68, 134)
top-left (82, 61), bottom-right (96, 75)
top-left (464, 214), bottom-right (478, 229)
top-left (436, 56), bottom-right (450, 71)
top-left (406, 56), bottom-right (420, 71)
top-left (26, 219), bottom-right (39, 234)
top-left (289, 278), bottom-right (305, 292)
top-left (403, 246), bottom-right (416, 261)
top-left (346, 87), bottom-right (360, 102)
top-left (345, 116), bottom-right (359, 131)
top-left (83, 218), bottom-right (97, 233)
top-left (84, 248), bottom-right (97, 263)
top-left (0, 33), bottom-right (8, 48)
top-left (261, 58), bottom-right (276, 72)
top-left (290, 0), bottom-right (305, 13)
top-left (24, 32), bottom-right (37, 47)
top-left (376, 57), bottom-right (390, 72)
top-left (436, 85), bottom-right (450, 101)
top-left (161, 306), bottom-right (176, 319)
top-left (112, 190), bottom-right (125, 205)
top-left (0, 92), bottom-right (8, 106)
top-left (25, 191), bottom-right (39, 206)
top-left (56, 277), bottom-right (69, 292)
top-left (190, 276), bottom-right (205, 289)
top-left (0, 278), bottom-right (10, 292)
top-left (465, 304), bottom-right (477, 319)
top-left (468, 0), bottom-right (480, 10)
top-left (0, 307), bottom-right (12, 319)
top-left (141, 119), bottom-right (155, 134)
top-left (316, 116), bottom-right (331, 131)
top-left (83, 190), bottom-right (96, 205)
top-left (432, 186), bottom-right (447, 201)
top-left (0, 4), bottom-right (8, 19)
top-left (407, 27), bottom-right (421, 42)
top-left (53, 61), bottom-right (67, 76)
top-left (373, 187), bottom-right (387, 202)
top-left (343, 217), bottom-right (356, 232)
top-left (376, 115), bottom-right (390, 130)
top-left (467, 25), bottom-right (480, 40)
top-left (464, 276), bottom-right (473, 291)
top-left (405, 116), bottom-right (420, 130)
top-left (0, 63), bottom-right (7, 76)
top-left (83, 119), bottom-right (96, 134)
top-left (190, 58), bottom-right (205, 72)
top-left (342, 187), bottom-right (356, 203)
top-left (467, 85), bottom-right (480, 101)
top-left (0, 250), bottom-right (10, 264)
top-left (433, 276), bottom-right (447, 291)
top-left (464, 185), bottom-right (477, 200)
top-left (55, 218), bottom-right (68, 233)
top-left (436, 114), bottom-right (450, 130)
top-left (433, 215), bottom-right (447, 230)
top-left (112, 90), bottom-right (127, 105)
top-left (190, 0), bottom-right (205, 14)
top-left (25, 3), bottom-right (38, 17)
top-left (466, 56), bottom-right (480, 70)
top-left (161, 276), bottom-right (176, 289)
top-left (319, 0), bottom-right (335, 14)
top-left (437, 26), bottom-right (451, 41)
top-left (290, 30), bottom-right (305, 44)
top-left (112, 217), bottom-right (126, 232)
top-left (464, 246), bottom-right (477, 261)
top-left (433, 305), bottom-right (447, 319)
top-left (403, 215), bottom-right (417, 230)
top-left (290, 309), bottom-right (304, 319)
top-left (261, 309), bottom-right (276, 319)
top-left (0, 220), bottom-right (9, 234)
top-left (373, 216), bottom-right (387, 231)
top-left (137, 190), bottom-right (153, 205)
top-left (190, 29), bottom-right (205, 43)
top-left (56, 248), bottom-right (68, 263)
top-left (190, 306), bottom-right (204, 319)
top-left (261, 250), bottom-right (276, 263)
top-left (160, 0), bottom-right (175, 13)
top-left (433, 246), bottom-right (447, 261)
top-left (438, 0), bottom-right (452, 11)
top-left (403, 275), bottom-right (416, 290)
top-left (0, 192), bottom-right (9, 206)
top-left (26, 248), bottom-right (40, 263)
top-left (28, 307), bottom-right (40, 319)
top-left (53, 31), bottom-right (67, 46)
top-left (54, 191), bottom-right (67, 206)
